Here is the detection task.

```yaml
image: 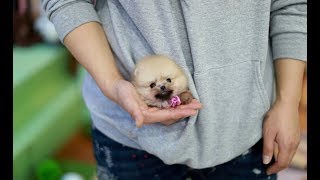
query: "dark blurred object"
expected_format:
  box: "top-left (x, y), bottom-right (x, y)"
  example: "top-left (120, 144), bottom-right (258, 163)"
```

top-left (13, 0), bottom-right (42, 46)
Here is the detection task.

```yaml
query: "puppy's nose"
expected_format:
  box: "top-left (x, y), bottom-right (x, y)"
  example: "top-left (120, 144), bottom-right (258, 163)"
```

top-left (160, 86), bottom-right (166, 91)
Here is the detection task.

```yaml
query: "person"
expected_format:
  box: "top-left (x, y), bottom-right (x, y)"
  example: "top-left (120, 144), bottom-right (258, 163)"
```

top-left (42, 0), bottom-right (307, 179)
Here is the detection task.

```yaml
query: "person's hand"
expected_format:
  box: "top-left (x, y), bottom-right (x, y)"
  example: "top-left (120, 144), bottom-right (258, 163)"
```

top-left (262, 99), bottom-right (301, 175)
top-left (110, 79), bottom-right (202, 127)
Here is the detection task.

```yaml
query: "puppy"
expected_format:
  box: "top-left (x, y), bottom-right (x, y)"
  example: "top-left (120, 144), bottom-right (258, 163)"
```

top-left (132, 55), bottom-right (193, 108)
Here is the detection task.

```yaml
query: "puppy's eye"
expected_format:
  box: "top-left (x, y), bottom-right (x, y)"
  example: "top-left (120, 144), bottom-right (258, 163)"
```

top-left (166, 78), bottom-right (171, 83)
top-left (150, 83), bottom-right (156, 88)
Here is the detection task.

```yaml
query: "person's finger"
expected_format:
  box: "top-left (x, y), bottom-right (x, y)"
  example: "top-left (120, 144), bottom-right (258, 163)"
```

top-left (176, 99), bottom-right (202, 110)
top-left (287, 138), bottom-right (300, 166)
top-left (274, 136), bottom-right (300, 173)
top-left (262, 124), bottom-right (277, 165)
top-left (290, 133), bottom-right (301, 155)
top-left (160, 119), bottom-right (178, 126)
top-left (266, 141), bottom-right (291, 175)
top-left (274, 142), bottom-right (279, 161)
top-left (142, 108), bottom-right (197, 124)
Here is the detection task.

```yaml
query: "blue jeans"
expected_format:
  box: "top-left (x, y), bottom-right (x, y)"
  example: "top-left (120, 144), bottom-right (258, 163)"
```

top-left (92, 126), bottom-right (277, 180)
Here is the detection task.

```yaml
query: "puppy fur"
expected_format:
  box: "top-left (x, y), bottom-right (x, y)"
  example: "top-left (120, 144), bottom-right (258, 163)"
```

top-left (132, 55), bottom-right (193, 108)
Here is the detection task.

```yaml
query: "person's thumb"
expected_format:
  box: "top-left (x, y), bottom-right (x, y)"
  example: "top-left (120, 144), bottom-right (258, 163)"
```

top-left (123, 98), bottom-right (145, 127)
top-left (132, 109), bottom-right (144, 128)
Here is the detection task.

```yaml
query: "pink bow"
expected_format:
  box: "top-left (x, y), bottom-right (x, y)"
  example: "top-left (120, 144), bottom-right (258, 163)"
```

top-left (169, 96), bottom-right (181, 108)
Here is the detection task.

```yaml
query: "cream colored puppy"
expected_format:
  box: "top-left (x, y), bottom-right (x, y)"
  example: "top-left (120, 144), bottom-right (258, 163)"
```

top-left (132, 55), bottom-right (193, 108)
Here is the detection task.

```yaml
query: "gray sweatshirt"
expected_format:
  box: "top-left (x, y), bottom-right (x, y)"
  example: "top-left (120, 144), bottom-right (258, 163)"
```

top-left (43, 0), bottom-right (307, 168)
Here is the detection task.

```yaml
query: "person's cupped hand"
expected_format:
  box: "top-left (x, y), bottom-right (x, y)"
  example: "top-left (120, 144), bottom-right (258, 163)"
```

top-left (111, 79), bottom-right (202, 127)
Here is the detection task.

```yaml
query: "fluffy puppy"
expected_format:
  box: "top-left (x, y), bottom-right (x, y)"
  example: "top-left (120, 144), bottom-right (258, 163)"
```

top-left (132, 55), bottom-right (193, 108)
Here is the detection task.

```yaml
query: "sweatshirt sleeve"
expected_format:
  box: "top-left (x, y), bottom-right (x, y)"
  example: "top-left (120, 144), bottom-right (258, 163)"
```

top-left (42, 0), bottom-right (101, 42)
top-left (270, 0), bottom-right (307, 61)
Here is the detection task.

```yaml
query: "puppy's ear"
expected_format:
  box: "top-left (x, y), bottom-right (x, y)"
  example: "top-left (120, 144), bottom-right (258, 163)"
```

top-left (133, 68), bottom-right (139, 78)
top-left (131, 68), bottom-right (139, 84)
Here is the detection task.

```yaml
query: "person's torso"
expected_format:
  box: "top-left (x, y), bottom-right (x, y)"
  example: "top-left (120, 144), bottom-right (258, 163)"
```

top-left (83, 0), bottom-right (275, 168)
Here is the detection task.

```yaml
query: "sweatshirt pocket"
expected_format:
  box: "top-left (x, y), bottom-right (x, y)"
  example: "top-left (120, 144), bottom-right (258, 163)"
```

top-left (193, 60), bottom-right (270, 126)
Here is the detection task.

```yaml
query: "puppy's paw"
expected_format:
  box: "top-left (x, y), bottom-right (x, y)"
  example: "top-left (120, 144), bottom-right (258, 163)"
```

top-left (179, 91), bottom-right (193, 105)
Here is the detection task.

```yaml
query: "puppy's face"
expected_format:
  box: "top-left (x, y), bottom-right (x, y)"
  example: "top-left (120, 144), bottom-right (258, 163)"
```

top-left (132, 55), bottom-right (188, 108)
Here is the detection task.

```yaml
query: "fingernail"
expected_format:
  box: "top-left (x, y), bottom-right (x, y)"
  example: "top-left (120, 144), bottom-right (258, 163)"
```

top-left (263, 155), bottom-right (271, 164)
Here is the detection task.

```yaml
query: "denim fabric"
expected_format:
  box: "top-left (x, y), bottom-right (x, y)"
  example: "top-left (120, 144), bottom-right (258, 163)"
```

top-left (92, 126), bottom-right (277, 180)
top-left (92, 126), bottom-right (188, 180)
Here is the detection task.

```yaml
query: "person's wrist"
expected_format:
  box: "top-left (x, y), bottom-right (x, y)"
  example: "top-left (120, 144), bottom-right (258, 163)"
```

top-left (275, 95), bottom-right (300, 108)
top-left (99, 77), bottom-right (124, 103)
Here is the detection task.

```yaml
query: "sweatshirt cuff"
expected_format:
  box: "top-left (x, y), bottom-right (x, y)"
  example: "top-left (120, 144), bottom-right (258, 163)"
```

top-left (271, 33), bottom-right (307, 62)
top-left (50, 2), bottom-right (101, 42)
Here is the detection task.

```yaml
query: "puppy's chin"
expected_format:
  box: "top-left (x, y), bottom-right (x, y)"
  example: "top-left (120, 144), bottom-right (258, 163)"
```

top-left (138, 90), bottom-right (173, 108)
top-left (154, 90), bottom-right (173, 101)
top-left (145, 98), bottom-right (171, 108)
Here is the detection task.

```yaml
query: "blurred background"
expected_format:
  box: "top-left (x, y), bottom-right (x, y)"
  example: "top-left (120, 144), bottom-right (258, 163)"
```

top-left (13, 0), bottom-right (307, 179)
